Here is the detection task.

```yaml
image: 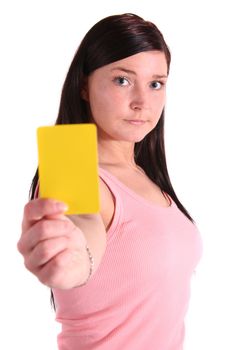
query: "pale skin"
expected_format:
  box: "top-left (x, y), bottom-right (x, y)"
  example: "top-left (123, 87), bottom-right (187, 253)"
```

top-left (17, 50), bottom-right (169, 289)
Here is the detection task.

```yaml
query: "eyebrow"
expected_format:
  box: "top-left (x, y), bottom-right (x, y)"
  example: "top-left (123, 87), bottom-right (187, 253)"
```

top-left (110, 67), bottom-right (168, 79)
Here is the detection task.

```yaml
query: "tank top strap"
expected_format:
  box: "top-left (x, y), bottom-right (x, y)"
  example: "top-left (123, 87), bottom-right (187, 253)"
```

top-left (98, 166), bottom-right (123, 239)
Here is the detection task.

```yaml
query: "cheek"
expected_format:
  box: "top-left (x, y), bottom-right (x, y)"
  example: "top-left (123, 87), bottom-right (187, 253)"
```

top-left (88, 95), bottom-right (113, 128)
top-left (89, 89), bottom-right (121, 118)
top-left (150, 95), bottom-right (166, 126)
top-left (154, 93), bottom-right (166, 113)
top-left (89, 98), bottom-right (112, 121)
top-left (88, 89), bottom-right (104, 116)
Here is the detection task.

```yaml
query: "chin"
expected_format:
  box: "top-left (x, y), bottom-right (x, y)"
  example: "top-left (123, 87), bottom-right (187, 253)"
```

top-left (123, 134), bottom-right (148, 143)
top-left (110, 128), bottom-right (151, 143)
top-left (131, 130), bottom-right (153, 143)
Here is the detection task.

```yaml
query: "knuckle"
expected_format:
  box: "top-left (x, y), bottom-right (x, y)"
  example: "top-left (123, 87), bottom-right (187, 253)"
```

top-left (63, 220), bottom-right (74, 233)
top-left (36, 241), bottom-right (51, 261)
top-left (24, 258), bottom-right (33, 272)
top-left (17, 237), bottom-right (28, 255)
top-left (37, 220), bottom-right (50, 234)
top-left (17, 240), bottom-right (23, 253)
top-left (38, 272), bottom-right (49, 286)
top-left (51, 254), bottom-right (65, 269)
top-left (24, 199), bottom-right (53, 221)
top-left (23, 201), bottom-right (32, 218)
top-left (40, 199), bottom-right (52, 212)
top-left (38, 263), bottom-right (61, 287)
top-left (40, 273), bottom-right (58, 288)
top-left (40, 198), bottom-right (60, 213)
top-left (24, 199), bottom-right (43, 221)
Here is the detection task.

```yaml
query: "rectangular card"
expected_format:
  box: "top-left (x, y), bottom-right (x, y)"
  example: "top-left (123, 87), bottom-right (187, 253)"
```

top-left (37, 124), bottom-right (100, 214)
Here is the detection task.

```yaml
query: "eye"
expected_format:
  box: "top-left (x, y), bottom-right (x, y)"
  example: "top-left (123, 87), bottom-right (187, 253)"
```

top-left (150, 81), bottom-right (164, 90)
top-left (113, 76), bottom-right (130, 86)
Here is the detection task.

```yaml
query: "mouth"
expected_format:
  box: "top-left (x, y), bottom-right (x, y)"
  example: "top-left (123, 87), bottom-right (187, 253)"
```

top-left (125, 120), bottom-right (146, 125)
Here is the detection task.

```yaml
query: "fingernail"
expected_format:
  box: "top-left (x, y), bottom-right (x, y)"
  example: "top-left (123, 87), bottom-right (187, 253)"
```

top-left (56, 202), bottom-right (68, 212)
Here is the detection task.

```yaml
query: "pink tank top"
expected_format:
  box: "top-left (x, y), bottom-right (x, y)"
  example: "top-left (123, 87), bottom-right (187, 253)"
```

top-left (53, 167), bottom-right (202, 350)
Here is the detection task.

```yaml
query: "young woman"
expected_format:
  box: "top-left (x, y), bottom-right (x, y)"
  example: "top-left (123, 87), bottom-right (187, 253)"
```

top-left (17, 13), bottom-right (202, 350)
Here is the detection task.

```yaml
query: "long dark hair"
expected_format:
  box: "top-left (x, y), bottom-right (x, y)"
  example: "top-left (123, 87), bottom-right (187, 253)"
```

top-left (30, 13), bottom-right (194, 307)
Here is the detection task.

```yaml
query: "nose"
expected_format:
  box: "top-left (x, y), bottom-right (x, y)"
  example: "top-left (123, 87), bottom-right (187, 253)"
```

top-left (129, 85), bottom-right (149, 111)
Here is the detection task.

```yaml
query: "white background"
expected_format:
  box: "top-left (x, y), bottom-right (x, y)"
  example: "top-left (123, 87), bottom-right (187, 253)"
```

top-left (1, 0), bottom-right (232, 349)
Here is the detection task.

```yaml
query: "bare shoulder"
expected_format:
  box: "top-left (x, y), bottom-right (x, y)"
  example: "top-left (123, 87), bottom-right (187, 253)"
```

top-left (99, 177), bottom-right (115, 231)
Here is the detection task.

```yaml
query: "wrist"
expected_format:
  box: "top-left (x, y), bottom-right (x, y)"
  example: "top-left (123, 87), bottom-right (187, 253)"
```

top-left (77, 245), bottom-right (94, 287)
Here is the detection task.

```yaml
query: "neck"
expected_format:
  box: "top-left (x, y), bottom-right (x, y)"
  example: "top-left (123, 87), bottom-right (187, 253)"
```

top-left (97, 138), bottom-right (137, 168)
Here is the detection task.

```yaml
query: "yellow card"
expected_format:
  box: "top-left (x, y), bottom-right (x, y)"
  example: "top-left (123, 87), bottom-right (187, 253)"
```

top-left (37, 124), bottom-right (100, 214)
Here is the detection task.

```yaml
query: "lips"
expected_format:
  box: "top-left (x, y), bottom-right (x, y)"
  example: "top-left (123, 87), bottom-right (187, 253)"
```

top-left (125, 120), bottom-right (146, 125)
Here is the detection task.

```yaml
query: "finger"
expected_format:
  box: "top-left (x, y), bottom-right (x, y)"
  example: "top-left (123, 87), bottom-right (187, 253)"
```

top-left (18, 218), bottom-right (74, 255)
top-left (37, 249), bottom-right (83, 289)
top-left (22, 198), bottom-right (68, 232)
top-left (26, 236), bottom-right (69, 270)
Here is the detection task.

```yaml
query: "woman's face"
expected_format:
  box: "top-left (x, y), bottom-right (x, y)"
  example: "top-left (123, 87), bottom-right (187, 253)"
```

top-left (84, 50), bottom-right (168, 143)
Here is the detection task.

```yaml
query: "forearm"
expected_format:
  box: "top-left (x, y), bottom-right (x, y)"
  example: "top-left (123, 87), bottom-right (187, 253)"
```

top-left (67, 213), bottom-right (107, 279)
